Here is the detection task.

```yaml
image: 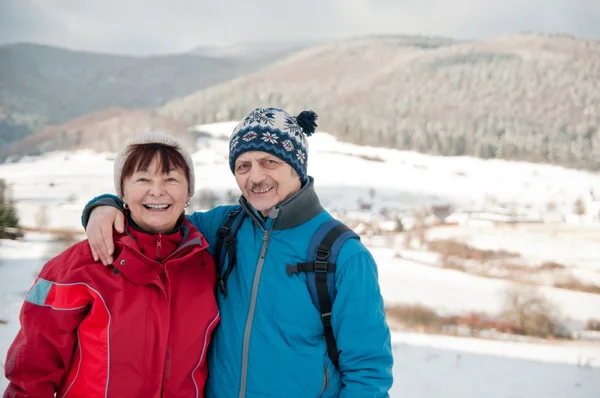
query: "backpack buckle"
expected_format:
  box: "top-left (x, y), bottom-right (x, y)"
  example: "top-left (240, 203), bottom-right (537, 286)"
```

top-left (314, 259), bottom-right (328, 273)
top-left (223, 234), bottom-right (235, 245)
top-left (316, 247), bottom-right (330, 260)
top-left (321, 312), bottom-right (332, 327)
top-left (217, 226), bottom-right (230, 237)
top-left (315, 247), bottom-right (330, 273)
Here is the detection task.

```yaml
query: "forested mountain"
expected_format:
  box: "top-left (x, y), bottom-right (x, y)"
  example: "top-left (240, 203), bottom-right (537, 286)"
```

top-left (160, 34), bottom-right (600, 170)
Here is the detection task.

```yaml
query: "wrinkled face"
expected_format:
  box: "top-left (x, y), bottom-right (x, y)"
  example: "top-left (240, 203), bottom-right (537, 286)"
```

top-left (234, 151), bottom-right (301, 216)
top-left (122, 155), bottom-right (190, 233)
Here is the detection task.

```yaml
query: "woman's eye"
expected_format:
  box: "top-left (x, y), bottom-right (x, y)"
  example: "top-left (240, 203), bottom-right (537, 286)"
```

top-left (137, 178), bottom-right (148, 182)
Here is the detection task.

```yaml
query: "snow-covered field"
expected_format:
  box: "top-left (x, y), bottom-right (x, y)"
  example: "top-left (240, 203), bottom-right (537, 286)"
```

top-left (2, 122), bottom-right (600, 396)
top-left (390, 337), bottom-right (600, 398)
top-left (375, 247), bottom-right (600, 324)
top-left (2, 235), bottom-right (599, 397)
top-left (426, 223), bottom-right (600, 285)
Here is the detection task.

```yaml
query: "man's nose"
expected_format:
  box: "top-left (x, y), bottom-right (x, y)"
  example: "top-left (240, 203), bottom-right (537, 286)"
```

top-left (248, 164), bottom-right (266, 182)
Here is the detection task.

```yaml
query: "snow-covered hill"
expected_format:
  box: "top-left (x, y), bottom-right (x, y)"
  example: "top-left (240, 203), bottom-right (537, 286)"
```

top-left (2, 122), bottom-right (600, 231)
top-left (2, 122), bottom-right (600, 396)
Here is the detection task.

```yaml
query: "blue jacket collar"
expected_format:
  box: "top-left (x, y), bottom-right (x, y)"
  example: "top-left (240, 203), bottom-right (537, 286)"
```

top-left (239, 176), bottom-right (323, 230)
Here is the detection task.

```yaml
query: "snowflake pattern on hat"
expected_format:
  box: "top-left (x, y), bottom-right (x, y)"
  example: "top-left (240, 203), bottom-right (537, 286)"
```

top-left (242, 132), bottom-right (258, 142)
top-left (262, 132), bottom-right (278, 144)
top-left (244, 108), bottom-right (275, 126)
top-left (284, 116), bottom-right (304, 139)
top-left (296, 149), bottom-right (306, 164)
top-left (230, 135), bottom-right (240, 150)
top-left (282, 140), bottom-right (294, 152)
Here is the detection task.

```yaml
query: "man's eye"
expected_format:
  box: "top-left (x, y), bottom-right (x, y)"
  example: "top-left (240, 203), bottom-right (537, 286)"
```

top-left (237, 164), bottom-right (249, 171)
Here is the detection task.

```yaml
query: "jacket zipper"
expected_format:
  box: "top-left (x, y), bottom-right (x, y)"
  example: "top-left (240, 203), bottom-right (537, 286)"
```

top-left (318, 365), bottom-right (330, 397)
top-left (157, 231), bottom-right (169, 395)
top-left (157, 277), bottom-right (170, 398)
top-left (238, 228), bottom-right (272, 398)
top-left (156, 233), bottom-right (163, 262)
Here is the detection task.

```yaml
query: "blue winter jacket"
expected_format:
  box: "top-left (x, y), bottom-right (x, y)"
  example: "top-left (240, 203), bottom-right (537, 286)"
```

top-left (82, 177), bottom-right (394, 397)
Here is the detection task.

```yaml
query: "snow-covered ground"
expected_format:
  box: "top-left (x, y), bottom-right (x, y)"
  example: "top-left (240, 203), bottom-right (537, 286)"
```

top-left (2, 121), bottom-right (600, 396)
top-left (375, 247), bottom-right (600, 324)
top-left (2, 235), bottom-right (599, 397)
top-left (390, 337), bottom-right (600, 398)
top-left (426, 223), bottom-right (600, 285)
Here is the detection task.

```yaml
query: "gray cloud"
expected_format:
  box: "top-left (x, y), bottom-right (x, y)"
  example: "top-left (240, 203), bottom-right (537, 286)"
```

top-left (1, 0), bottom-right (599, 55)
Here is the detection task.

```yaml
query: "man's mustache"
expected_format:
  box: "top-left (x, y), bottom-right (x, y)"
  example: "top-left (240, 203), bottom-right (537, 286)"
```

top-left (248, 183), bottom-right (273, 191)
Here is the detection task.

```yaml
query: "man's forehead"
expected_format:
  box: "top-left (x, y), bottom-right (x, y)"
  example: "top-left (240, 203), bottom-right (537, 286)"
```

top-left (236, 151), bottom-right (282, 163)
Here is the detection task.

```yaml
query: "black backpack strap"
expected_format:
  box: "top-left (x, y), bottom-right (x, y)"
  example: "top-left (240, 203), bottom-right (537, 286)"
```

top-left (285, 261), bottom-right (336, 275)
top-left (215, 206), bottom-right (245, 297)
top-left (287, 219), bottom-right (359, 369)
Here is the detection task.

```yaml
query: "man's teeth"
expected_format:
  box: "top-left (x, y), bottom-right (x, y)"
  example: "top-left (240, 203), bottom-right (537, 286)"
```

top-left (252, 187), bottom-right (273, 194)
top-left (144, 204), bottom-right (170, 210)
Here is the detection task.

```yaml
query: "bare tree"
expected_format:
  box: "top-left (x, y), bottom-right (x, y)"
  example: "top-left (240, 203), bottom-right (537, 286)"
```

top-left (573, 197), bottom-right (586, 216)
top-left (500, 283), bottom-right (562, 338)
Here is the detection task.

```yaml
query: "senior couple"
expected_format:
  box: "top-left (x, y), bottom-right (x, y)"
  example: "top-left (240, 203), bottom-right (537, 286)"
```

top-left (4, 107), bottom-right (393, 397)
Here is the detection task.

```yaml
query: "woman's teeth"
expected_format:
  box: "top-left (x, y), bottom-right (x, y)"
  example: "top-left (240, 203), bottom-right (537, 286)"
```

top-left (144, 204), bottom-right (171, 210)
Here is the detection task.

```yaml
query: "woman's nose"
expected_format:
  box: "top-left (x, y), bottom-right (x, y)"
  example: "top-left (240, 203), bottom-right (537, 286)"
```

top-left (148, 182), bottom-right (165, 196)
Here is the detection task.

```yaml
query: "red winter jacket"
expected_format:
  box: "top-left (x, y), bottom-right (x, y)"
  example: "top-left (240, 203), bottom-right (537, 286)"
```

top-left (4, 218), bottom-right (219, 398)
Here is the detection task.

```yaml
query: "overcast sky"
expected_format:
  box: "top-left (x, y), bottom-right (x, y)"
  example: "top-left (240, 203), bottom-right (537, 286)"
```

top-left (1, 0), bottom-right (599, 55)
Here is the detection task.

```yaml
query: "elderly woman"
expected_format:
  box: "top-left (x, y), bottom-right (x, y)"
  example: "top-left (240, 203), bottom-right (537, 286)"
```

top-left (4, 132), bottom-right (219, 397)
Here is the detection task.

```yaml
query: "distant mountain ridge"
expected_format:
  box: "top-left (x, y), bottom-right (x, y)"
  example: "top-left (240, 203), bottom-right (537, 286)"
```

top-left (190, 40), bottom-right (314, 60)
top-left (0, 41), bottom-right (302, 150)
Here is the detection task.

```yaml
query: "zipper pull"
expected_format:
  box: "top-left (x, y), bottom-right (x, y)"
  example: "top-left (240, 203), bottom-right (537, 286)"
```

top-left (156, 233), bottom-right (163, 261)
top-left (263, 229), bottom-right (271, 241)
top-left (325, 366), bottom-right (330, 391)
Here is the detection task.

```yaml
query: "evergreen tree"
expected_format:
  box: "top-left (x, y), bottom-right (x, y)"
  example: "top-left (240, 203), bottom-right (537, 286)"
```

top-left (0, 179), bottom-right (20, 236)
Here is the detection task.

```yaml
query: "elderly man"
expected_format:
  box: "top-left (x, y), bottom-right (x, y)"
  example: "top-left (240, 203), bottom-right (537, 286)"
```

top-left (81, 107), bottom-right (394, 397)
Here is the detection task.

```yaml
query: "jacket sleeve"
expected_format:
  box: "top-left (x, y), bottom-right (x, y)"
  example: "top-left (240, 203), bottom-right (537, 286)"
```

top-left (333, 249), bottom-right (394, 398)
top-left (80, 194), bottom-right (123, 228)
top-left (3, 257), bottom-right (90, 397)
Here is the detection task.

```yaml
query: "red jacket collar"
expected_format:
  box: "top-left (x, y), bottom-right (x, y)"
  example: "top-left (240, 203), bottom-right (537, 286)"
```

top-left (111, 216), bottom-right (209, 285)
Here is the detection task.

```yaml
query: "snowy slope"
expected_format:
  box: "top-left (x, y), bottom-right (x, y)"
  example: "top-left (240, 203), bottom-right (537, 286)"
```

top-left (2, 121), bottom-right (600, 396)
